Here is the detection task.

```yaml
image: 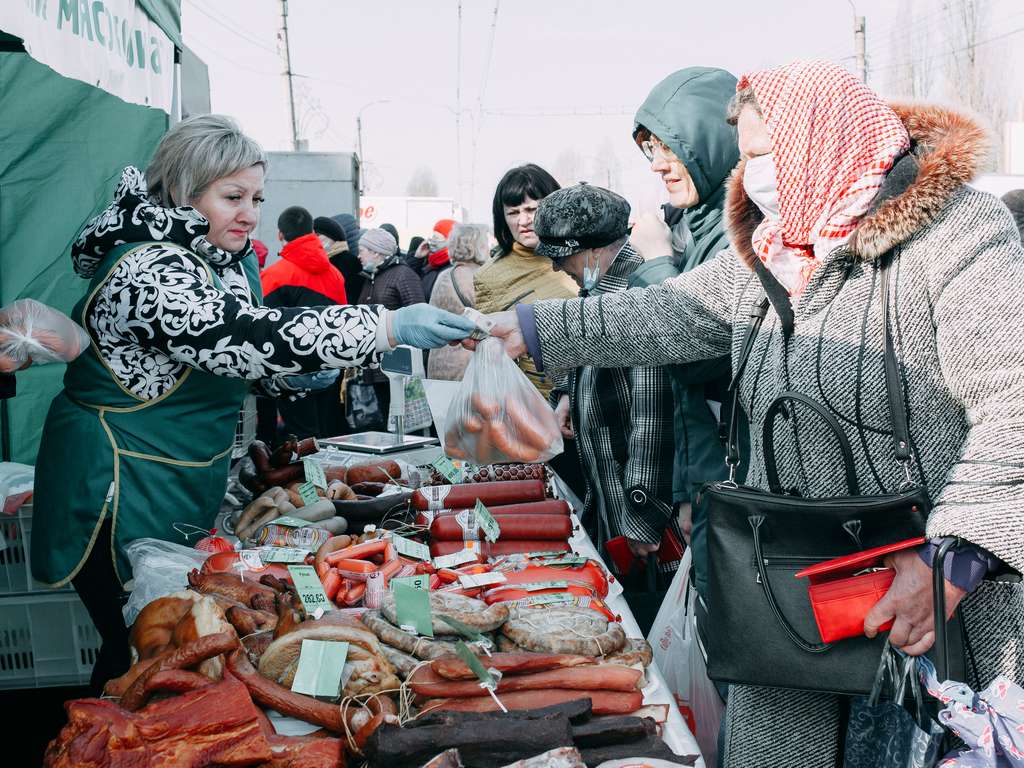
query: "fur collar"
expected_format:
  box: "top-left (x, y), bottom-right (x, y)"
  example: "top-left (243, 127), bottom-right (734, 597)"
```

top-left (725, 103), bottom-right (989, 270)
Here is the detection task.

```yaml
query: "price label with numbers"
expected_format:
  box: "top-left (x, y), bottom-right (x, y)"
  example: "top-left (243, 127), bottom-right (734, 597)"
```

top-left (287, 565), bottom-right (334, 614)
top-left (432, 455), bottom-right (462, 483)
top-left (259, 547), bottom-right (309, 564)
top-left (390, 574), bottom-right (430, 592)
top-left (297, 482), bottom-right (320, 506)
top-left (391, 533), bottom-right (430, 561)
top-left (303, 458), bottom-right (328, 490)
top-left (474, 500), bottom-right (501, 543)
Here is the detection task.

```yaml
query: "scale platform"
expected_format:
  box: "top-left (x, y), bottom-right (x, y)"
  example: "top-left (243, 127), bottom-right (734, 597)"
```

top-left (319, 431), bottom-right (439, 455)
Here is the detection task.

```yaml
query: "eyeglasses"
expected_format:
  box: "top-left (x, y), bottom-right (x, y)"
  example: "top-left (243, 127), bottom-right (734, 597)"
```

top-left (640, 136), bottom-right (676, 162)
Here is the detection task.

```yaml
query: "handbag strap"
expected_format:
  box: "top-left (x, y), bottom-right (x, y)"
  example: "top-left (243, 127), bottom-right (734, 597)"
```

top-left (723, 255), bottom-right (913, 490)
top-left (724, 298), bottom-right (770, 483)
top-left (762, 392), bottom-right (860, 495)
top-left (880, 255), bottom-right (914, 487)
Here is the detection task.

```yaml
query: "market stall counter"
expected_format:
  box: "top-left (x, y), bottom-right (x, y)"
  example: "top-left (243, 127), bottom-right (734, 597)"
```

top-left (43, 441), bottom-right (703, 768)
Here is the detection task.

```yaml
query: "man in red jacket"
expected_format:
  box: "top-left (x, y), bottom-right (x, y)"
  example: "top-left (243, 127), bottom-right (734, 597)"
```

top-left (259, 206), bottom-right (348, 440)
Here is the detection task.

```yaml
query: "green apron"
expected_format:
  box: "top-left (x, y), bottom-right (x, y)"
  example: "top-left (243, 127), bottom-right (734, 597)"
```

top-left (32, 242), bottom-right (262, 587)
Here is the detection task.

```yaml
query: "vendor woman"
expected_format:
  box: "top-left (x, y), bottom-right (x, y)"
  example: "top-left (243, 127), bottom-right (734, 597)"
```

top-left (31, 115), bottom-right (476, 690)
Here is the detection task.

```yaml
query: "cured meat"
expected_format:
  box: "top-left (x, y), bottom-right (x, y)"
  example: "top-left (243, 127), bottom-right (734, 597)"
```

top-left (502, 608), bottom-right (627, 656)
top-left (419, 749), bottom-right (463, 768)
top-left (501, 747), bottom-right (586, 768)
top-left (412, 480), bottom-right (547, 511)
top-left (429, 540), bottom-right (571, 558)
top-left (416, 499), bottom-right (570, 527)
top-left (226, 650), bottom-right (345, 732)
top-left (431, 652), bottom-right (595, 681)
top-left (418, 689), bottom-right (644, 716)
top-left (346, 459), bottom-right (402, 485)
top-left (408, 664), bottom-right (643, 698)
top-left (381, 644), bottom-right (420, 678)
top-left (579, 737), bottom-right (697, 766)
top-left (423, 462), bottom-right (548, 486)
top-left (44, 678), bottom-right (271, 768)
top-left (266, 734), bottom-right (346, 768)
top-left (603, 638), bottom-right (654, 668)
top-left (489, 561), bottom-right (609, 598)
top-left (380, 592), bottom-right (509, 635)
top-left (570, 715), bottom-right (657, 747)
top-left (120, 631), bottom-right (239, 711)
top-left (129, 591), bottom-right (234, 679)
top-left (226, 604), bottom-right (278, 636)
top-left (143, 669), bottom-right (215, 696)
top-left (258, 621), bottom-right (400, 695)
top-left (188, 569), bottom-right (277, 611)
top-left (361, 611), bottom-right (488, 661)
top-left (430, 512), bottom-right (574, 542)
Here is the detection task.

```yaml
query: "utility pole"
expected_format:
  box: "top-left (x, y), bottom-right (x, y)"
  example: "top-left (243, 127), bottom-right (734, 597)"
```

top-left (281, 0), bottom-right (300, 150)
top-left (848, 1), bottom-right (867, 83)
top-left (356, 113), bottom-right (364, 194)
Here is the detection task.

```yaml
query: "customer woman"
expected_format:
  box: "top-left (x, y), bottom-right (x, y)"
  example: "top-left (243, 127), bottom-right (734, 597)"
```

top-left (426, 223), bottom-right (490, 380)
top-left (419, 218), bottom-right (457, 300)
top-left (477, 61), bottom-right (1024, 766)
top-left (31, 115), bottom-right (475, 691)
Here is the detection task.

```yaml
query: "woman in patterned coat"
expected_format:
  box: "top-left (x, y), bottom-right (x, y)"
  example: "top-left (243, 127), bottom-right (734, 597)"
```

top-left (31, 115), bottom-right (475, 691)
top-left (477, 61), bottom-right (1024, 766)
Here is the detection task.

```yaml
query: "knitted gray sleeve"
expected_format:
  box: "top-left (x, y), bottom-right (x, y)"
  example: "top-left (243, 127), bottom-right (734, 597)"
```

top-left (920, 189), bottom-right (1024, 572)
top-left (532, 247), bottom-right (739, 372)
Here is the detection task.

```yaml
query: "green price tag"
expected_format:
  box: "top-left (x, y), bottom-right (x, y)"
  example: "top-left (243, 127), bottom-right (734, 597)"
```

top-left (391, 574), bottom-right (430, 592)
top-left (438, 615), bottom-right (491, 646)
top-left (287, 565), bottom-right (333, 615)
top-left (523, 551), bottom-right (574, 559)
top-left (538, 556), bottom-right (589, 568)
top-left (432, 455), bottom-right (462, 483)
top-left (391, 533), bottom-right (431, 561)
top-left (297, 482), bottom-right (320, 506)
top-left (393, 582), bottom-right (433, 637)
top-left (303, 458), bottom-right (328, 490)
top-left (259, 547), bottom-right (310, 563)
top-left (455, 640), bottom-right (496, 688)
top-left (461, 462), bottom-right (481, 480)
top-left (265, 516), bottom-right (312, 528)
top-left (474, 500), bottom-right (501, 543)
top-left (291, 639), bottom-right (349, 698)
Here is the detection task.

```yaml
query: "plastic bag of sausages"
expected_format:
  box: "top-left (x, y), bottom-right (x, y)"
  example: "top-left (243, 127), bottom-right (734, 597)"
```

top-left (0, 299), bottom-right (90, 371)
top-left (443, 337), bottom-right (564, 464)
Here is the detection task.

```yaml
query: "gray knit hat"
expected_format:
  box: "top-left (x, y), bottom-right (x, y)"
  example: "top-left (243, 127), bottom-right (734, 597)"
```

top-left (360, 228), bottom-right (398, 257)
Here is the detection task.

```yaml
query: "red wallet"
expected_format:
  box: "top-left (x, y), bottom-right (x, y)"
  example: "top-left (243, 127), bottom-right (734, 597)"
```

top-left (795, 537), bottom-right (927, 643)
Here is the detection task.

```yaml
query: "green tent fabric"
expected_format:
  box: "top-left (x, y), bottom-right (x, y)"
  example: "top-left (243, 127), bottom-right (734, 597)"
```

top-left (139, 0), bottom-right (182, 49)
top-left (0, 10), bottom-right (176, 462)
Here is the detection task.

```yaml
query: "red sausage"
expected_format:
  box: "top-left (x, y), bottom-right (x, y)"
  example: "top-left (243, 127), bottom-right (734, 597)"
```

top-left (412, 480), bottom-right (547, 511)
top-left (428, 540), bottom-right (571, 558)
top-left (430, 513), bottom-right (574, 542)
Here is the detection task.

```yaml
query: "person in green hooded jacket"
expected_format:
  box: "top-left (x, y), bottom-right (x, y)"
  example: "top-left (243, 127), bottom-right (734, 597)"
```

top-left (627, 68), bottom-right (750, 609)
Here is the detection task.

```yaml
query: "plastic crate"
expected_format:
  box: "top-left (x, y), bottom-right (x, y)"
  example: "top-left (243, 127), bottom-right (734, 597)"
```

top-left (0, 503), bottom-right (71, 595)
top-left (0, 591), bottom-right (99, 689)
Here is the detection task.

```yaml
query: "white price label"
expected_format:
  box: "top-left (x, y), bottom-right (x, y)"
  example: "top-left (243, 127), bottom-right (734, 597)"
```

top-left (391, 533), bottom-right (431, 561)
top-left (457, 571), bottom-right (508, 588)
top-left (433, 549), bottom-right (480, 569)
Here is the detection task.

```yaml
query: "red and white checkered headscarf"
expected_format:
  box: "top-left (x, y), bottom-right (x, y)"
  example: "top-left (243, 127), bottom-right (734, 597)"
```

top-left (740, 60), bottom-right (910, 295)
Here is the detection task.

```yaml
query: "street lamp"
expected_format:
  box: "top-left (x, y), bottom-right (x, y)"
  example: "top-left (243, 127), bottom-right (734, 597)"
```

top-left (356, 99), bottom-right (391, 194)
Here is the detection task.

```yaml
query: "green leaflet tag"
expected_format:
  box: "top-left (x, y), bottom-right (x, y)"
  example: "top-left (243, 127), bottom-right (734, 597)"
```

top-left (297, 481), bottom-right (320, 506)
top-left (474, 500), bottom-right (500, 543)
top-left (291, 639), bottom-right (349, 698)
top-left (259, 547), bottom-right (310, 563)
top-left (287, 565), bottom-right (333, 615)
top-left (394, 582), bottom-right (433, 637)
top-left (390, 574), bottom-right (430, 592)
top-left (538, 556), bottom-right (589, 568)
top-left (461, 461), bottom-right (481, 480)
top-left (391, 533), bottom-right (431, 561)
top-left (303, 458), bottom-right (328, 490)
top-left (520, 580), bottom-right (570, 591)
top-left (455, 640), bottom-right (496, 688)
top-left (265, 516), bottom-right (311, 528)
top-left (432, 456), bottom-right (462, 483)
top-left (438, 615), bottom-right (490, 646)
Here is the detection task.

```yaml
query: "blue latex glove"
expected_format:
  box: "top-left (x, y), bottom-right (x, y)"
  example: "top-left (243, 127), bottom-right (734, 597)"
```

top-left (278, 369), bottom-right (340, 393)
top-left (392, 305), bottom-right (478, 349)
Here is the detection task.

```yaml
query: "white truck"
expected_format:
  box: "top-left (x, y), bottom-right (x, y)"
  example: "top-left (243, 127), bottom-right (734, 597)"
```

top-left (359, 196), bottom-right (464, 244)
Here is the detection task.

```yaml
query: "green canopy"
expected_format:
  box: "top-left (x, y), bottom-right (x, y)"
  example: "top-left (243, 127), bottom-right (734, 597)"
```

top-left (0, 1), bottom-right (180, 462)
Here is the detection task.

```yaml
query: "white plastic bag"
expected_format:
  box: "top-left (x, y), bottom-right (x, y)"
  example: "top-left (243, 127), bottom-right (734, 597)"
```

top-left (0, 299), bottom-right (90, 371)
top-left (442, 337), bottom-right (563, 464)
top-left (122, 538), bottom-right (209, 626)
top-left (0, 462), bottom-right (34, 514)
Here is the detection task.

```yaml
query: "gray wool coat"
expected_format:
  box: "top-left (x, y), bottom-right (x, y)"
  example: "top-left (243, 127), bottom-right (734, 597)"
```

top-left (530, 104), bottom-right (1024, 766)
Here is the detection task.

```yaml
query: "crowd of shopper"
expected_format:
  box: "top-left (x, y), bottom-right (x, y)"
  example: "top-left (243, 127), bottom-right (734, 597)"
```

top-left (15, 55), bottom-right (1024, 768)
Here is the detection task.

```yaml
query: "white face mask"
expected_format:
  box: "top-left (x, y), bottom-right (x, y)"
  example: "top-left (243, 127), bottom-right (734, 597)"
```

top-left (743, 154), bottom-right (780, 220)
top-left (581, 250), bottom-right (600, 292)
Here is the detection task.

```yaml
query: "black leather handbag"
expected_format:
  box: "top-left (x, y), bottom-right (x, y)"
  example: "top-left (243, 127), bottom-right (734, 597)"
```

top-left (697, 258), bottom-right (962, 695)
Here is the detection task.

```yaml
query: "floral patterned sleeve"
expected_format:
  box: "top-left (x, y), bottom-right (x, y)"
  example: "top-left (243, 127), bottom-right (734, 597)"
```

top-left (89, 243), bottom-right (381, 399)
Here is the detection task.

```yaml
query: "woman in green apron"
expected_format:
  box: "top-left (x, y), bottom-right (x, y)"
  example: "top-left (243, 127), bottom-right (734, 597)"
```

top-left (31, 115), bottom-right (475, 691)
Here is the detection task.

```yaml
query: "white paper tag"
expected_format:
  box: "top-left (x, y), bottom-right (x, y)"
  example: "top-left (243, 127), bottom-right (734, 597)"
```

top-left (432, 549), bottom-right (479, 569)
top-left (458, 571), bottom-right (508, 588)
top-left (391, 533), bottom-right (431, 561)
top-left (239, 550), bottom-right (265, 570)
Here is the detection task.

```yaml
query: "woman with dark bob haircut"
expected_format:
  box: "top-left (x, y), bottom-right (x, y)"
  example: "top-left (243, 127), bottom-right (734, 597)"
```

top-left (489, 163), bottom-right (560, 256)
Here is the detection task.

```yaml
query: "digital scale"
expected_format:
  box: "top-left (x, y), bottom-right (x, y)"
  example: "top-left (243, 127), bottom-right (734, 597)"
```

top-left (321, 346), bottom-right (439, 454)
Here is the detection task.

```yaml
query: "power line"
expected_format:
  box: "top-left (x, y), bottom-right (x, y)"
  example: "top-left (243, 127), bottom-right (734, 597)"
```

top-left (183, 0), bottom-right (279, 55)
top-left (870, 22), bottom-right (1024, 74)
top-left (469, 0), bottom-right (501, 207)
top-left (184, 31), bottom-right (282, 77)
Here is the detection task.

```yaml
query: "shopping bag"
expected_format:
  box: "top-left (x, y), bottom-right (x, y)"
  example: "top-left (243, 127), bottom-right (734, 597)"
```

top-left (917, 655), bottom-right (1024, 767)
top-left (442, 336), bottom-right (563, 464)
top-left (845, 644), bottom-right (946, 768)
top-left (648, 548), bottom-right (694, 714)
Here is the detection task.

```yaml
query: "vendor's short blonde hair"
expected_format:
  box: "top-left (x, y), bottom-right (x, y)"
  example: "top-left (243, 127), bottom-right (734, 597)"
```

top-left (447, 223), bottom-right (490, 265)
top-left (146, 114), bottom-right (266, 207)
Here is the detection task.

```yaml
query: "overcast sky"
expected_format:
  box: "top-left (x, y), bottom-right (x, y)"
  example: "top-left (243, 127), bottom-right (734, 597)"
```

top-left (181, 0), bottom-right (1023, 232)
